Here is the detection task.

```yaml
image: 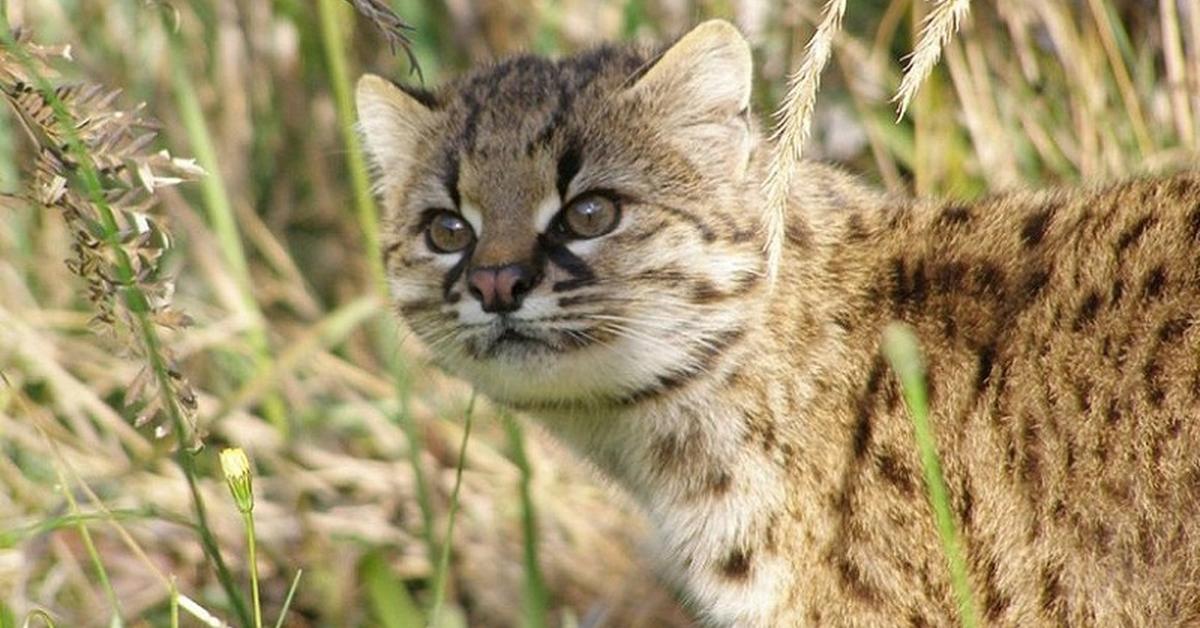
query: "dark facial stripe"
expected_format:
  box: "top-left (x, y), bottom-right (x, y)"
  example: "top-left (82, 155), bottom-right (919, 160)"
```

top-left (382, 240), bottom-right (403, 265)
top-left (660, 204), bottom-right (717, 242)
top-left (442, 152), bottom-right (461, 209)
top-left (538, 235), bottom-right (596, 291)
top-left (556, 140), bottom-right (582, 200)
top-left (616, 327), bottom-right (745, 404)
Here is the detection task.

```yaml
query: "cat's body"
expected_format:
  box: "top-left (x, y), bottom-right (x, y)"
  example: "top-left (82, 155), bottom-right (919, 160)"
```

top-left (356, 21), bottom-right (1200, 626)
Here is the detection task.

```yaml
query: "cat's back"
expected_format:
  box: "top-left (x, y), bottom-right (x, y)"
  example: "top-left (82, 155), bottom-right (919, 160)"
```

top-left (775, 171), bottom-right (1200, 625)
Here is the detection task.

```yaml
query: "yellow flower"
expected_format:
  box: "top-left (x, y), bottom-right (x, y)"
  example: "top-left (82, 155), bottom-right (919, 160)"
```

top-left (219, 448), bottom-right (254, 513)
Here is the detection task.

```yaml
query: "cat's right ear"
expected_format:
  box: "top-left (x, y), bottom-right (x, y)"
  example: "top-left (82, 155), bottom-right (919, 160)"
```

top-left (355, 74), bottom-right (434, 176)
top-left (626, 20), bottom-right (752, 127)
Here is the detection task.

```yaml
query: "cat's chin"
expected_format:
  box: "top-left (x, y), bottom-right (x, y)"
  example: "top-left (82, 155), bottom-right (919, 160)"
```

top-left (433, 339), bottom-right (674, 409)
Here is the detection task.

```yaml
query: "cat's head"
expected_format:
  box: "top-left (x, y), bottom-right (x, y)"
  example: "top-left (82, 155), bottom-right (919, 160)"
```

top-left (357, 20), bottom-right (766, 407)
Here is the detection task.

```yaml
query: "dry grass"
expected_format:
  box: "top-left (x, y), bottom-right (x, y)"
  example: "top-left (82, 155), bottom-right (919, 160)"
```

top-left (2, 1), bottom-right (1198, 627)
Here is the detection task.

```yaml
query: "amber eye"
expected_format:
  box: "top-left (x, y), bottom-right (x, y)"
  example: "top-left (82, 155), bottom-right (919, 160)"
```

top-left (425, 211), bottom-right (474, 253)
top-left (558, 194), bottom-right (620, 239)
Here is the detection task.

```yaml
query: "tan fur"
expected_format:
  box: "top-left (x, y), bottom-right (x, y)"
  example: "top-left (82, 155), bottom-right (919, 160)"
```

top-left (357, 20), bottom-right (1200, 626)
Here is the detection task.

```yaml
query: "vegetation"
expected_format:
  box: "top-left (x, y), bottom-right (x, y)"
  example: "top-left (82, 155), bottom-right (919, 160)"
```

top-left (1, 0), bottom-right (1197, 626)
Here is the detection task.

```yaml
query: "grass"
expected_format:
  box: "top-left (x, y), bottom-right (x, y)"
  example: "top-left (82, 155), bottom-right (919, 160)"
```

top-left (1, 1), bottom-right (1197, 626)
top-left (883, 325), bottom-right (979, 628)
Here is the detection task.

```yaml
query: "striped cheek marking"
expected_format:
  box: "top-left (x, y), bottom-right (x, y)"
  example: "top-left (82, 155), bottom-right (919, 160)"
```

top-left (533, 192), bottom-right (562, 232)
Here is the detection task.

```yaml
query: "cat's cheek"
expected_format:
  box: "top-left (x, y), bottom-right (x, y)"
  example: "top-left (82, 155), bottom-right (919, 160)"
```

top-left (388, 276), bottom-right (430, 305)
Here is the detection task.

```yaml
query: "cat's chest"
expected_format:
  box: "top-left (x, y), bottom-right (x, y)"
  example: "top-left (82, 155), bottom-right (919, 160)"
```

top-left (541, 396), bottom-right (805, 621)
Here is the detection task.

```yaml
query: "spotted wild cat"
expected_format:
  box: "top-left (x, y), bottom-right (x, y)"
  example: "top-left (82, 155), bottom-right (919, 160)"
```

top-left (356, 20), bottom-right (1200, 627)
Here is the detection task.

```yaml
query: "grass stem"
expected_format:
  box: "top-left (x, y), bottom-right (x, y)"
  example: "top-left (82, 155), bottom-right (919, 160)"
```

top-left (244, 513), bottom-right (262, 628)
top-left (0, 18), bottom-right (252, 626)
top-left (161, 11), bottom-right (290, 436)
top-left (429, 392), bottom-right (476, 627)
top-left (883, 324), bottom-right (979, 628)
top-left (502, 413), bottom-right (549, 628)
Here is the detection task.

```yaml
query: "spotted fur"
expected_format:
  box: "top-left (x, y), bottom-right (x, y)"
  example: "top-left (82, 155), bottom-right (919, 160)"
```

top-left (358, 20), bottom-right (1200, 627)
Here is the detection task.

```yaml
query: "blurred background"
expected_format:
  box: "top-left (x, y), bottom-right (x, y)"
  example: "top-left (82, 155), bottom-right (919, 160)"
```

top-left (1, 0), bottom-right (1197, 626)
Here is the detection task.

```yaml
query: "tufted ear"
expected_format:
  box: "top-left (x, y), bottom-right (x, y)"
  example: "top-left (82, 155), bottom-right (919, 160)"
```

top-left (627, 20), bottom-right (752, 127)
top-left (355, 74), bottom-right (434, 182)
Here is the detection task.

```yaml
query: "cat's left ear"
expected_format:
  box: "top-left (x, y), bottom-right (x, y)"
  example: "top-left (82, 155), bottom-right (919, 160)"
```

top-left (627, 20), bottom-right (752, 128)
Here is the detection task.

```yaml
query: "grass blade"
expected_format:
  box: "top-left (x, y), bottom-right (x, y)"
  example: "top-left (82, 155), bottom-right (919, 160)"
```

top-left (429, 392), bottom-right (476, 627)
top-left (882, 324), bottom-right (979, 628)
top-left (272, 570), bottom-right (304, 628)
top-left (361, 552), bottom-right (422, 628)
top-left (502, 414), bottom-right (549, 628)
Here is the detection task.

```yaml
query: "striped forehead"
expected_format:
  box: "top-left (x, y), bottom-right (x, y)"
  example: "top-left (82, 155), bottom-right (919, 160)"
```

top-left (437, 45), bottom-right (652, 155)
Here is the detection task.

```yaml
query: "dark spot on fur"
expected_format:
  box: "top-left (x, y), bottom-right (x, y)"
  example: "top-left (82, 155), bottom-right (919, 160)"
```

top-left (1110, 279), bottom-right (1125, 305)
top-left (1142, 265), bottom-right (1167, 299)
top-left (876, 450), bottom-right (915, 496)
top-left (1116, 215), bottom-right (1156, 255)
top-left (1040, 563), bottom-right (1066, 618)
top-left (833, 310), bottom-right (856, 333)
top-left (846, 213), bottom-right (867, 241)
top-left (1074, 377), bottom-right (1093, 412)
top-left (1105, 398), bottom-right (1122, 425)
top-left (1187, 204), bottom-right (1200, 241)
top-left (934, 261), bottom-right (967, 292)
top-left (708, 469), bottom-right (733, 496)
top-left (835, 557), bottom-right (879, 602)
top-left (720, 548), bottom-right (753, 580)
top-left (939, 204), bottom-right (972, 226)
top-left (852, 357), bottom-right (887, 458)
top-left (1072, 290), bottom-right (1102, 331)
top-left (1143, 356), bottom-right (1165, 407)
top-left (983, 557), bottom-right (1010, 620)
top-left (974, 344), bottom-right (997, 396)
top-left (960, 480), bottom-right (975, 528)
top-left (692, 280), bottom-right (723, 303)
top-left (1021, 268), bottom-right (1050, 303)
top-left (1020, 209), bottom-right (1053, 247)
top-left (974, 263), bottom-right (1006, 298)
top-left (1157, 316), bottom-right (1191, 342)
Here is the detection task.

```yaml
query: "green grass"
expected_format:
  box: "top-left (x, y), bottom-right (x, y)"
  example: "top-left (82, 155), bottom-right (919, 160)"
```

top-left (883, 324), bottom-right (979, 628)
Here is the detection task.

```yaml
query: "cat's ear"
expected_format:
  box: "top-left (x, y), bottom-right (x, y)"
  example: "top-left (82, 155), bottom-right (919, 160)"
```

top-left (627, 20), bottom-right (752, 125)
top-left (355, 74), bottom-right (434, 176)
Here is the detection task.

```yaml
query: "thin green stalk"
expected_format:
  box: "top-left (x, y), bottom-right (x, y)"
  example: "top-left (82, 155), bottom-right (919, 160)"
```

top-left (382, 325), bottom-right (437, 566)
top-left (273, 570), bottom-right (304, 628)
top-left (502, 414), bottom-right (549, 628)
top-left (244, 513), bottom-right (262, 628)
top-left (316, 0), bottom-right (384, 290)
top-left (53, 469), bottom-right (122, 626)
top-left (161, 13), bottom-right (289, 436)
top-left (882, 324), bottom-right (979, 628)
top-left (312, 0), bottom-right (438, 569)
top-left (0, 20), bottom-right (252, 627)
top-left (429, 393), bottom-right (476, 627)
top-left (169, 579), bottom-right (179, 628)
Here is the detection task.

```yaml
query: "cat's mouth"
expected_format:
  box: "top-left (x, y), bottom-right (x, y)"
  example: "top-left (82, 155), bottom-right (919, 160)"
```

top-left (470, 319), bottom-right (556, 360)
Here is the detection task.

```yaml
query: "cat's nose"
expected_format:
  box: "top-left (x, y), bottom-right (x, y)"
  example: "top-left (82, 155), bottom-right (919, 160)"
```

top-left (467, 263), bottom-right (538, 313)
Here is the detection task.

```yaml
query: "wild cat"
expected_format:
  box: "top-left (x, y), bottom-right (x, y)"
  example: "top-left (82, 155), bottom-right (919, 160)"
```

top-left (355, 19), bottom-right (1200, 627)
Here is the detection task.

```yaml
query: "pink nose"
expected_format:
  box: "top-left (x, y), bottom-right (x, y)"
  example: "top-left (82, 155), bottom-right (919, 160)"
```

top-left (468, 264), bottom-right (536, 313)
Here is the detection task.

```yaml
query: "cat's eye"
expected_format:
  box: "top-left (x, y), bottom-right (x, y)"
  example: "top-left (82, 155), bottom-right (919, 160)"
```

top-left (425, 211), bottom-right (475, 253)
top-left (557, 194), bottom-right (620, 239)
